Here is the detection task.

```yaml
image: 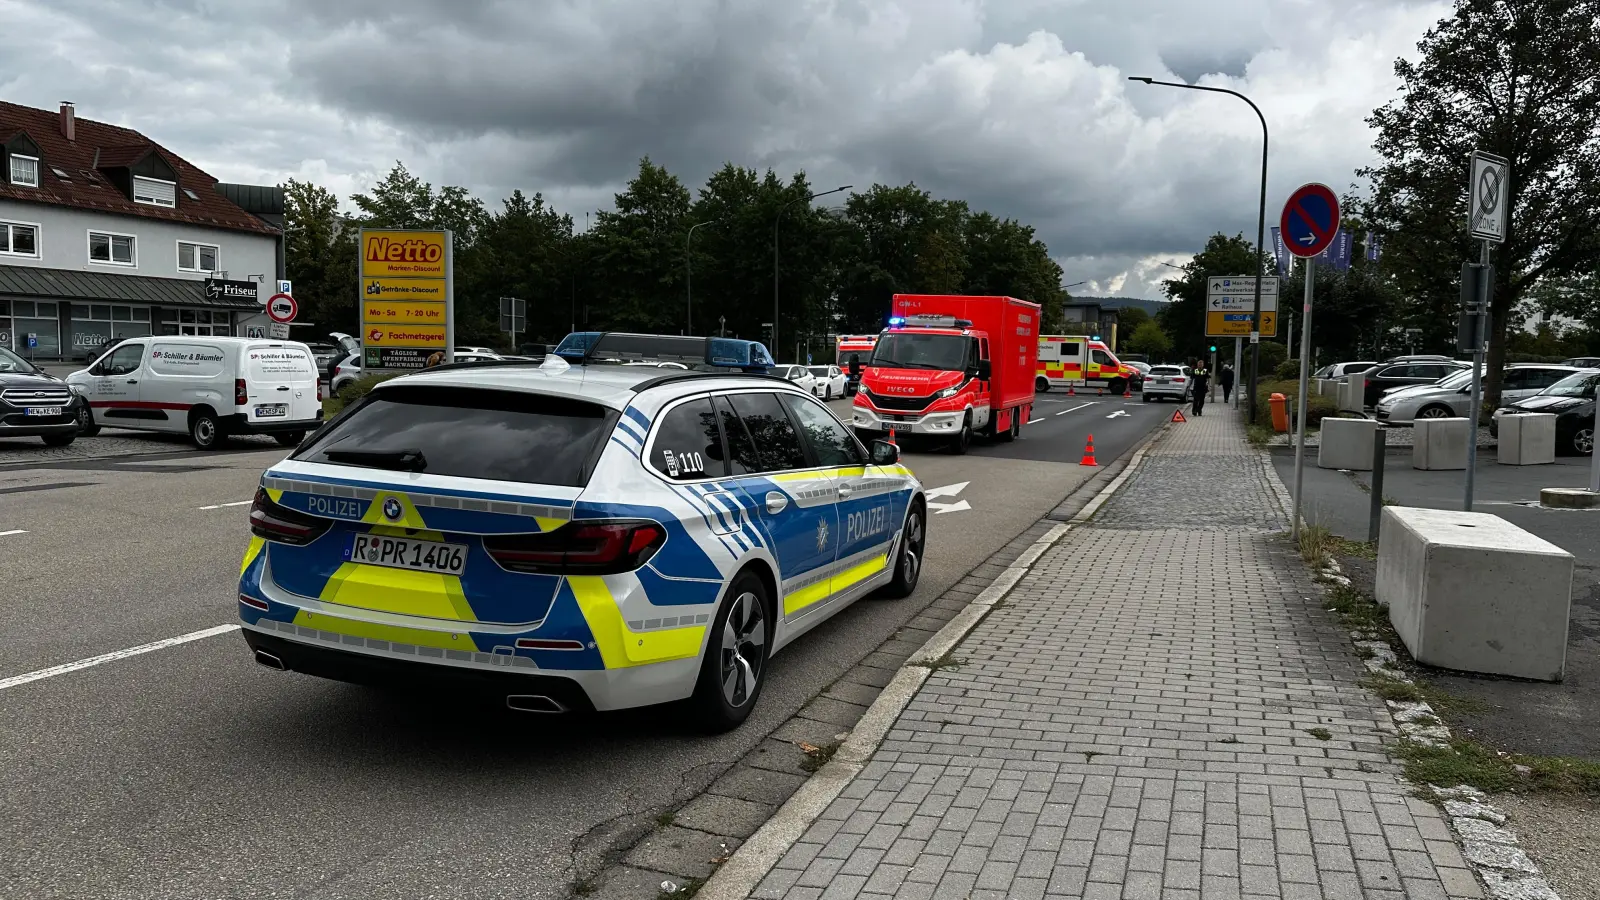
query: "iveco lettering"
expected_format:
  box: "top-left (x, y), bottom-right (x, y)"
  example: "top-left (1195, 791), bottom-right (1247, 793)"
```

top-left (237, 332), bottom-right (926, 730)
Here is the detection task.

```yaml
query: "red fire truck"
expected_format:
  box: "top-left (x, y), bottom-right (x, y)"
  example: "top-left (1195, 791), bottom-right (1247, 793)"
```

top-left (850, 294), bottom-right (1041, 454)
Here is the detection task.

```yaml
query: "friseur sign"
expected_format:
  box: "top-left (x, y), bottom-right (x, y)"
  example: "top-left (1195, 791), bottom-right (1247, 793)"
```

top-left (203, 278), bottom-right (259, 303)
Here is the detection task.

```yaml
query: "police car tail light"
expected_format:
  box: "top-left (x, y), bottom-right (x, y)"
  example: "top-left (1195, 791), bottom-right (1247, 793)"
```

top-left (483, 520), bottom-right (665, 575)
top-left (249, 489), bottom-right (332, 546)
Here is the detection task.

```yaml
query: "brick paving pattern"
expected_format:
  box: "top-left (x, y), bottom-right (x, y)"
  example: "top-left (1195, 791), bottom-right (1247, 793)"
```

top-left (0, 430), bottom-right (277, 465)
top-left (753, 411), bottom-right (1479, 899)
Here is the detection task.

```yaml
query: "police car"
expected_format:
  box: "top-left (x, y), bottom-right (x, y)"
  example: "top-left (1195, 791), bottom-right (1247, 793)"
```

top-left (237, 333), bottom-right (927, 731)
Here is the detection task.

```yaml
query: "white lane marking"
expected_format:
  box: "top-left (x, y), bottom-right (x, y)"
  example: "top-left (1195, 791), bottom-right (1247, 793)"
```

top-left (1106, 410), bottom-right (1131, 419)
top-left (197, 500), bottom-right (254, 510)
top-left (1055, 402), bottom-right (1097, 416)
top-left (1028, 418), bottom-right (1044, 424)
top-left (0, 624), bottom-right (241, 692)
top-left (0, 529), bottom-right (27, 537)
top-left (925, 481), bottom-right (972, 515)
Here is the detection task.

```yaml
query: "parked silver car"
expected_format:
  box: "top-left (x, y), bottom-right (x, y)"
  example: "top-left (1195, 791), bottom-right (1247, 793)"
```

top-left (1141, 365), bottom-right (1191, 402)
top-left (1374, 364), bottom-right (1579, 425)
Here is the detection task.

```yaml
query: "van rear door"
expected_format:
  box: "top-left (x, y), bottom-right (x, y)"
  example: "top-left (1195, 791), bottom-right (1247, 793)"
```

top-left (244, 343), bottom-right (320, 424)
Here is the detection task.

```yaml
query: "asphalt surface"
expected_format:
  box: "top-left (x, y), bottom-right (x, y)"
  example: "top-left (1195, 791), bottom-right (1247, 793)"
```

top-left (1273, 447), bottom-right (1600, 762)
top-left (0, 394), bottom-right (1169, 899)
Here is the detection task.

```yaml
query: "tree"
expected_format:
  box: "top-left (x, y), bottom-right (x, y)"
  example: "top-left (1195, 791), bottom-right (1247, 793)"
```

top-left (283, 178), bottom-right (358, 334)
top-left (587, 158), bottom-right (693, 333)
top-left (1125, 320), bottom-right (1172, 359)
top-left (1360, 0), bottom-right (1600, 406)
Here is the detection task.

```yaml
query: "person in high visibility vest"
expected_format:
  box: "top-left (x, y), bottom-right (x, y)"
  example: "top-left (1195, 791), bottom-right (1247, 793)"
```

top-left (1190, 361), bottom-right (1211, 416)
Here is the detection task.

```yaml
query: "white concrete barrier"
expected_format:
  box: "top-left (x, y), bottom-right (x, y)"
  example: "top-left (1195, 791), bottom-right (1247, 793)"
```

top-left (1337, 376), bottom-right (1366, 413)
top-left (1318, 417), bottom-right (1377, 470)
top-left (1499, 413), bottom-right (1556, 466)
top-left (1412, 417), bottom-right (1470, 470)
top-left (1376, 507), bottom-right (1572, 682)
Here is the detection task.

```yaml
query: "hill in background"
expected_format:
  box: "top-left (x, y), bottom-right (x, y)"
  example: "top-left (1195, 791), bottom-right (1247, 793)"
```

top-left (1075, 296), bottom-right (1171, 316)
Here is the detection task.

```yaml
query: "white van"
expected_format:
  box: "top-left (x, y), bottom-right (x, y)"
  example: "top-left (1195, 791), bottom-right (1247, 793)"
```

top-left (66, 337), bottom-right (323, 449)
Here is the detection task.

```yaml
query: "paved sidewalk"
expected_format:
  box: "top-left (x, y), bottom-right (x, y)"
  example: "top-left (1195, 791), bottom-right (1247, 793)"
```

top-left (751, 411), bottom-right (1479, 899)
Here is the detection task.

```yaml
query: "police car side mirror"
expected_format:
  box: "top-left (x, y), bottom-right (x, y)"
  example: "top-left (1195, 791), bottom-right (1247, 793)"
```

top-left (869, 440), bottom-right (900, 466)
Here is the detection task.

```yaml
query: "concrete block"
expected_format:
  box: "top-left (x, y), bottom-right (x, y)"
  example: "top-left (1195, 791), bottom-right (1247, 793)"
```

top-left (1376, 507), bottom-right (1572, 681)
top-left (1338, 377), bottom-right (1366, 413)
top-left (1541, 487), bottom-right (1600, 509)
top-left (1412, 417), bottom-right (1470, 470)
top-left (1318, 417), bottom-right (1378, 470)
top-left (1499, 413), bottom-right (1556, 465)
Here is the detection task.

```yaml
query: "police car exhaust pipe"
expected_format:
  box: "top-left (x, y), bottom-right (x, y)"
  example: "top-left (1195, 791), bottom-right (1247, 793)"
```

top-left (253, 650), bottom-right (287, 671)
top-left (506, 694), bottom-right (565, 714)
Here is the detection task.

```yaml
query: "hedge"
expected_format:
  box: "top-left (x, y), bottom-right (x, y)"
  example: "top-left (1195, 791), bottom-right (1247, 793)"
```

top-left (1253, 378), bottom-right (1340, 430)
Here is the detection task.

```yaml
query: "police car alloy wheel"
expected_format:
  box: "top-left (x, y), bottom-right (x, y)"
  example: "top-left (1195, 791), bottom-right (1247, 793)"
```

top-left (692, 570), bottom-right (772, 731)
top-left (878, 503), bottom-right (925, 599)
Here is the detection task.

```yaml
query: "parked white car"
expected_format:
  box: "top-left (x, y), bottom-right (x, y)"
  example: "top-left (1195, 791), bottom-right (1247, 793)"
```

top-left (776, 364), bottom-right (818, 396)
top-left (807, 365), bottom-right (848, 400)
top-left (67, 336), bottom-right (323, 449)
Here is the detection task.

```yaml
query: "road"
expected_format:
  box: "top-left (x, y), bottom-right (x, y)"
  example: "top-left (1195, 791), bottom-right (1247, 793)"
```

top-left (0, 394), bottom-right (1171, 899)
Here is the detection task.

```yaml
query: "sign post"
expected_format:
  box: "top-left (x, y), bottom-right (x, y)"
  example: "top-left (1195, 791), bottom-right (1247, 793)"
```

top-left (1281, 182), bottom-right (1341, 540)
top-left (499, 296), bottom-right (526, 349)
top-left (358, 229), bottom-right (453, 370)
top-left (1466, 150), bottom-right (1510, 508)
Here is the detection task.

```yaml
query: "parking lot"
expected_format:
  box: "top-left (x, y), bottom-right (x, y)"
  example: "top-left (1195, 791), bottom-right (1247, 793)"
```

top-left (0, 393), bottom-right (1170, 899)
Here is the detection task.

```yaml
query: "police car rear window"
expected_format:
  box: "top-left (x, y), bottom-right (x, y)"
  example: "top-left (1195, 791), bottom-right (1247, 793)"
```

top-left (297, 386), bottom-right (616, 486)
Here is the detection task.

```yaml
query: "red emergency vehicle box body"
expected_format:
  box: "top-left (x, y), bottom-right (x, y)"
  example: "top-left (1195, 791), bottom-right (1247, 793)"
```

top-left (849, 294), bottom-right (1041, 443)
top-left (891, 294), bottom-right (1041, 414)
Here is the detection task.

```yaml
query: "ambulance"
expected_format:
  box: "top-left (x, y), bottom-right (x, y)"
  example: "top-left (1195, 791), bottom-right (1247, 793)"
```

top-left (1035, 335), bottom-right (1137, 395)
top-left (835, 335), bottom-right (877, 396)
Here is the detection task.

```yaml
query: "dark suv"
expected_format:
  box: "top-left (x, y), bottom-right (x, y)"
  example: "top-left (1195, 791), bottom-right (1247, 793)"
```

top-left (0, 346), bottom-right (87, 447)
top-left (1362, 357), bottom-right (1470, 407)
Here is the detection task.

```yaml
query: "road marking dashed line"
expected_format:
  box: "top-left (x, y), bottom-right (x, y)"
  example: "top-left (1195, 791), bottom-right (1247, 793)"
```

top-left (197, 500), bottom-right (253, 510)
top-left (0, 624), bottom-right (241, 692)
top-left (0, 529), bottom-right (26, 537)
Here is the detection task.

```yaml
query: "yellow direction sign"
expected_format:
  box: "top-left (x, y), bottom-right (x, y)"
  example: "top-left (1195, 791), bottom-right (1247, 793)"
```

top-left (363, 324), bottom-right (447, 348)
top-left (361, 231), bottom-right (447, 278)
top-left (362, 300), bottom-right (446, 325)
top-left (1207, 310), bottom-right (1278, 337)
top-left (363, 277), bottom-right (446, 300)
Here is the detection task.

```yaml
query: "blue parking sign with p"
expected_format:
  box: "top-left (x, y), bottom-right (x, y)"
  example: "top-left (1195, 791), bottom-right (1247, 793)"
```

top-left (26, 333), bottom-right (37, 349)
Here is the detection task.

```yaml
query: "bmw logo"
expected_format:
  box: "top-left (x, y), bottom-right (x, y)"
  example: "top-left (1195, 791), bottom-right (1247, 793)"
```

top-left (382, 497), bottom-right (403, 521)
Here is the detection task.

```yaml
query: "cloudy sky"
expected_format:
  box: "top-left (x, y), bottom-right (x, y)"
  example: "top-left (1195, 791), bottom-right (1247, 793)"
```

top-left (0, 0), bottom-right (1449, 300)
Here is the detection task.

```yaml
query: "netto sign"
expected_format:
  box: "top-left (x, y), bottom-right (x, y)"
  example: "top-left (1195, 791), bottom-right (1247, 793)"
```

top-left (358, 229), bottom-right (454, 368)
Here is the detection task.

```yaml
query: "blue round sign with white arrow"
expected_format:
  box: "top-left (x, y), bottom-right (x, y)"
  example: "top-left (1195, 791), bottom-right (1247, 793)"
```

top-left (1280, 183), bottom-right (1341, 258)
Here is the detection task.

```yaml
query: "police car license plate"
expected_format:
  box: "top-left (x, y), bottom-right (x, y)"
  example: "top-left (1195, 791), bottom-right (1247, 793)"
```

top-left (23, 407), bottom-right (62, 416)
top-left (350, 535), bottom-right (467, 575)
top-left (255, 404), bottom-right (287, 418)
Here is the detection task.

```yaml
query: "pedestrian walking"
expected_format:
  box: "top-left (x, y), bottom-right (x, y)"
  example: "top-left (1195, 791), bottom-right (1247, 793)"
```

top-left (1190, 360), bottom-right (1211, 416)
top-left (1220, 363), bottom-right (1235, 404)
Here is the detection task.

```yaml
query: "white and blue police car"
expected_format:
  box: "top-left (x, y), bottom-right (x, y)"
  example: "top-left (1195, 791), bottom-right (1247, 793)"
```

top-left (238, 334), bottom-right (927, 730)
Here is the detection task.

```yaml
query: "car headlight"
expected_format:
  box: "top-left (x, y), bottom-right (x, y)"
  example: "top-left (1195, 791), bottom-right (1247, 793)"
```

top-left (68, 383), bottom-right (88, 396)
top-left (935, 386), bottom-right (959, 400)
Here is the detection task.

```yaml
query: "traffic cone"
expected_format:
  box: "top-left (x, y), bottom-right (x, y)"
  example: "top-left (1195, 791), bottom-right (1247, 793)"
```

top-left (1067, 384), bottom-right (1075, 396)
top-left (1123, 384), bottom-right (1132, 399)
top-left (1098, 385), bottom-right (1104, 396)
top-left (1079, 434), bottom-right (1098, 467)
top-left (888, 427), bottom-right (897, 445)
top-left (1171, 408), bottom-right (1187, 423)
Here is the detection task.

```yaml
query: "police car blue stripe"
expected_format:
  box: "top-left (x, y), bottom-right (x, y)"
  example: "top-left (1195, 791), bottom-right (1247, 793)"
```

top-left (609, 435), bottom-right (638, 458)
top-left (615, 419), bottom-right (646, 446)
top-left (623, 407), bottom-right (651, 430)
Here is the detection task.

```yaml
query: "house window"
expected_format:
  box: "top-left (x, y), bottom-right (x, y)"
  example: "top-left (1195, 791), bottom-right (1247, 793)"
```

top-left (132, 176), bottom-right (176, 208)
top-left (0, 221), bottom-right (39, 257)
top-left (8, 154), bottom-right (39, 188)
top-left (177, 241), bottom-right (219, 273)
top-left (89, 231), bottom-right (136, 267)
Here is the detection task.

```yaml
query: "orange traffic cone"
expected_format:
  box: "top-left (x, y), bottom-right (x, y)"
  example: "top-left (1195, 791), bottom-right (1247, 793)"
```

top-left (888, 427), bottom-right (898, 446)
top-left (1123, 384), bottom-right (1132, 399)
top-left (1067, 384), bottom-right (1075, 396)
top-left (1098, 385), bottom-right (1104, 396)
top-left (1171, 408), bottom-right (1187, 423)
top-left (1079, 434), bottom-right (1098, 466)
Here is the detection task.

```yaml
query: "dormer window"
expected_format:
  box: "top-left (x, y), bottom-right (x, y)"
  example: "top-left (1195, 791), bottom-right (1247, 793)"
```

top-left (9, 154), bottom-right (38, 188)
top-left (132, 175), bottom-right (175, 207)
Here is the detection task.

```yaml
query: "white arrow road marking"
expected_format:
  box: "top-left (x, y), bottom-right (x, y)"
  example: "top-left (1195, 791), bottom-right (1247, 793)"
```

top-left (0, 623), bottom-right (241, 692)
top-left (929, 500), bottom-right (971, 515)
top-left (1106, 410), bottom-right (1131, 419)
top-left (1055, 402), bottom-right (1096, 416)
top-left (924, 481), bottom-right (969, 500)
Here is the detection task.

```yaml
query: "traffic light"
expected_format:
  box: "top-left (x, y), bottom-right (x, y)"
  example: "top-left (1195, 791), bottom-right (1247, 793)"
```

top-left (1209, 345), bottom-right (1217, 353)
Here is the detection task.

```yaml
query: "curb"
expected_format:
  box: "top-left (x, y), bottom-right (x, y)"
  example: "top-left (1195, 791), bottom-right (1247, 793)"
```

top-left (695, 431), bottom-right (1163, 900)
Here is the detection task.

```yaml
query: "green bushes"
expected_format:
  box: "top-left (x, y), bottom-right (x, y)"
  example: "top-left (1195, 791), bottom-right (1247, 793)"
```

top-left (337, 373), bottom-right (399, 407)
top-left (1253, 378), bottom-right (1339, 430)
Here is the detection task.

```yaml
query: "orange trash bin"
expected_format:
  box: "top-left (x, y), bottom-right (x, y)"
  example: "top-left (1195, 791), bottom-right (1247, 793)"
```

top-left (1270, 392), bottom-right (1289, 432)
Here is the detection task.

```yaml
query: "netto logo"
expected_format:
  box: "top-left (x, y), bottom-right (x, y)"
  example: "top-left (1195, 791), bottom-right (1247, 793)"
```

top-left (366, 237), bottom-right (443, 264)
top-left (382, 497), bottom-right (403, 521)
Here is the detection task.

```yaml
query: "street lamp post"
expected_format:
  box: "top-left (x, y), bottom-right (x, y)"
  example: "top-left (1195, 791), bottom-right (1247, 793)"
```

top-left (1129, 76), bottom-right (1269, 422)
top-left (685, 220), bottom-right (718, 334)
top-left (774, 185), bottom-right (852, 355)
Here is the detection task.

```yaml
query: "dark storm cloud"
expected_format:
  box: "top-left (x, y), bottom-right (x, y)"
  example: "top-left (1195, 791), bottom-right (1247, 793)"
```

top-left (1, 0), bottom-right (1449, 297)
